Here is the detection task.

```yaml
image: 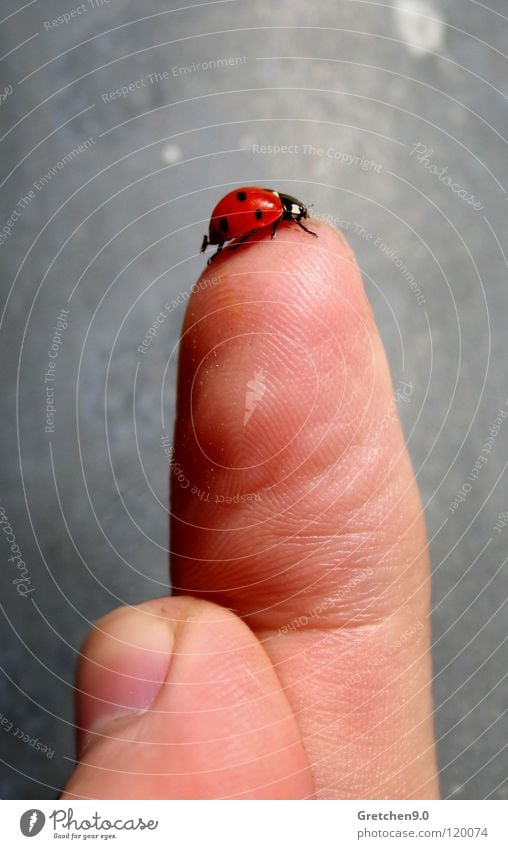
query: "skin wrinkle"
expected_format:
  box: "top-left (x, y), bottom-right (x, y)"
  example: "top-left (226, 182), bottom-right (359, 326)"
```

top-left (171, 444), bottom-right (416, 625)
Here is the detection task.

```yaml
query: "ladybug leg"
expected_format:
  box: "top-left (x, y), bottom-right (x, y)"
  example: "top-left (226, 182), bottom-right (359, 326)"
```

top-left (200, 234), bottom-right (209, 253)
top-left (206, 243), bottom-right (224, 264)
top-left (294, 218), bottom-right (318, 237)
top-left (229, 229), bottom-right (256, 251)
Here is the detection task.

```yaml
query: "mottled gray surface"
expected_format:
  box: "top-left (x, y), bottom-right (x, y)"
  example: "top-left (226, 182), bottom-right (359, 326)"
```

top-left (0, 0), bottom-right (506, 799)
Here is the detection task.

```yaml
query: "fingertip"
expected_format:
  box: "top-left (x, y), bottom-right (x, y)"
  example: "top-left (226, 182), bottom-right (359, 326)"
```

top-left (75, 602), bottom-right (175, 757)
top-left (66, 597), bottom-right (314, 799)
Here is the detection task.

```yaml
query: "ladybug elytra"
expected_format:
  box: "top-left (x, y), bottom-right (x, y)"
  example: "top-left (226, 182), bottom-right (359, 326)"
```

top-left (200, 187), bottom-right (317, 261)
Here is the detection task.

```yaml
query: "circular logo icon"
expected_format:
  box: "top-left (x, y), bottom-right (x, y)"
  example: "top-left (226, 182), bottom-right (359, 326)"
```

top-left (20, 809), bottom-right (46, 837)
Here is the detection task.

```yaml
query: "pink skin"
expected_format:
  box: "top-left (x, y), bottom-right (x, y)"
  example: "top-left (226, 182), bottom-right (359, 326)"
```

top-left (63, 221), bottom-right (439, 800)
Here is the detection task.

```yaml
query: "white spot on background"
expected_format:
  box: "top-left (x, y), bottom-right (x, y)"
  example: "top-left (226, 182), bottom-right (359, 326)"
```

top-left (239, 134), bottom-right (256, 149)
top-left (160, 144), bottom-right (182, 164)
top-left (393, 0), bottom-right (445, 56)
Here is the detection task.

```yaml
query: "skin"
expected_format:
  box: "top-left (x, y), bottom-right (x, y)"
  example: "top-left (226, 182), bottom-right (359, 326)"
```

top-left (63, 220), bottom-right (439, 799)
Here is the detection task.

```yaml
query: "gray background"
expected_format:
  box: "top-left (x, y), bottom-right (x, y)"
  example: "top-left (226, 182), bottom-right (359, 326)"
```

top-left (0, 0), bottom-right (506, 799)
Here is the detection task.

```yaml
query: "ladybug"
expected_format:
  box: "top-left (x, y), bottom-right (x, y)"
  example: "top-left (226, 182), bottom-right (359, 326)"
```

top-left (200, 187), bottom-right (317, 261)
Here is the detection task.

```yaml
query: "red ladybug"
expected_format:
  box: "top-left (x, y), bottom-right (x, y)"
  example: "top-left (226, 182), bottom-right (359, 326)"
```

top-left (200, 187), bottom-right (317, 261)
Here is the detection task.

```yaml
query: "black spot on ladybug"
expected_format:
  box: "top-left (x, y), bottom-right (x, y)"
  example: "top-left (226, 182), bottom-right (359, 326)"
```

top-left (236, 191), bottom-right (247, 201)
top-left (219, 217), bottom-right (229, 232)
top-left (255, 209), bottom-right (263, 220)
